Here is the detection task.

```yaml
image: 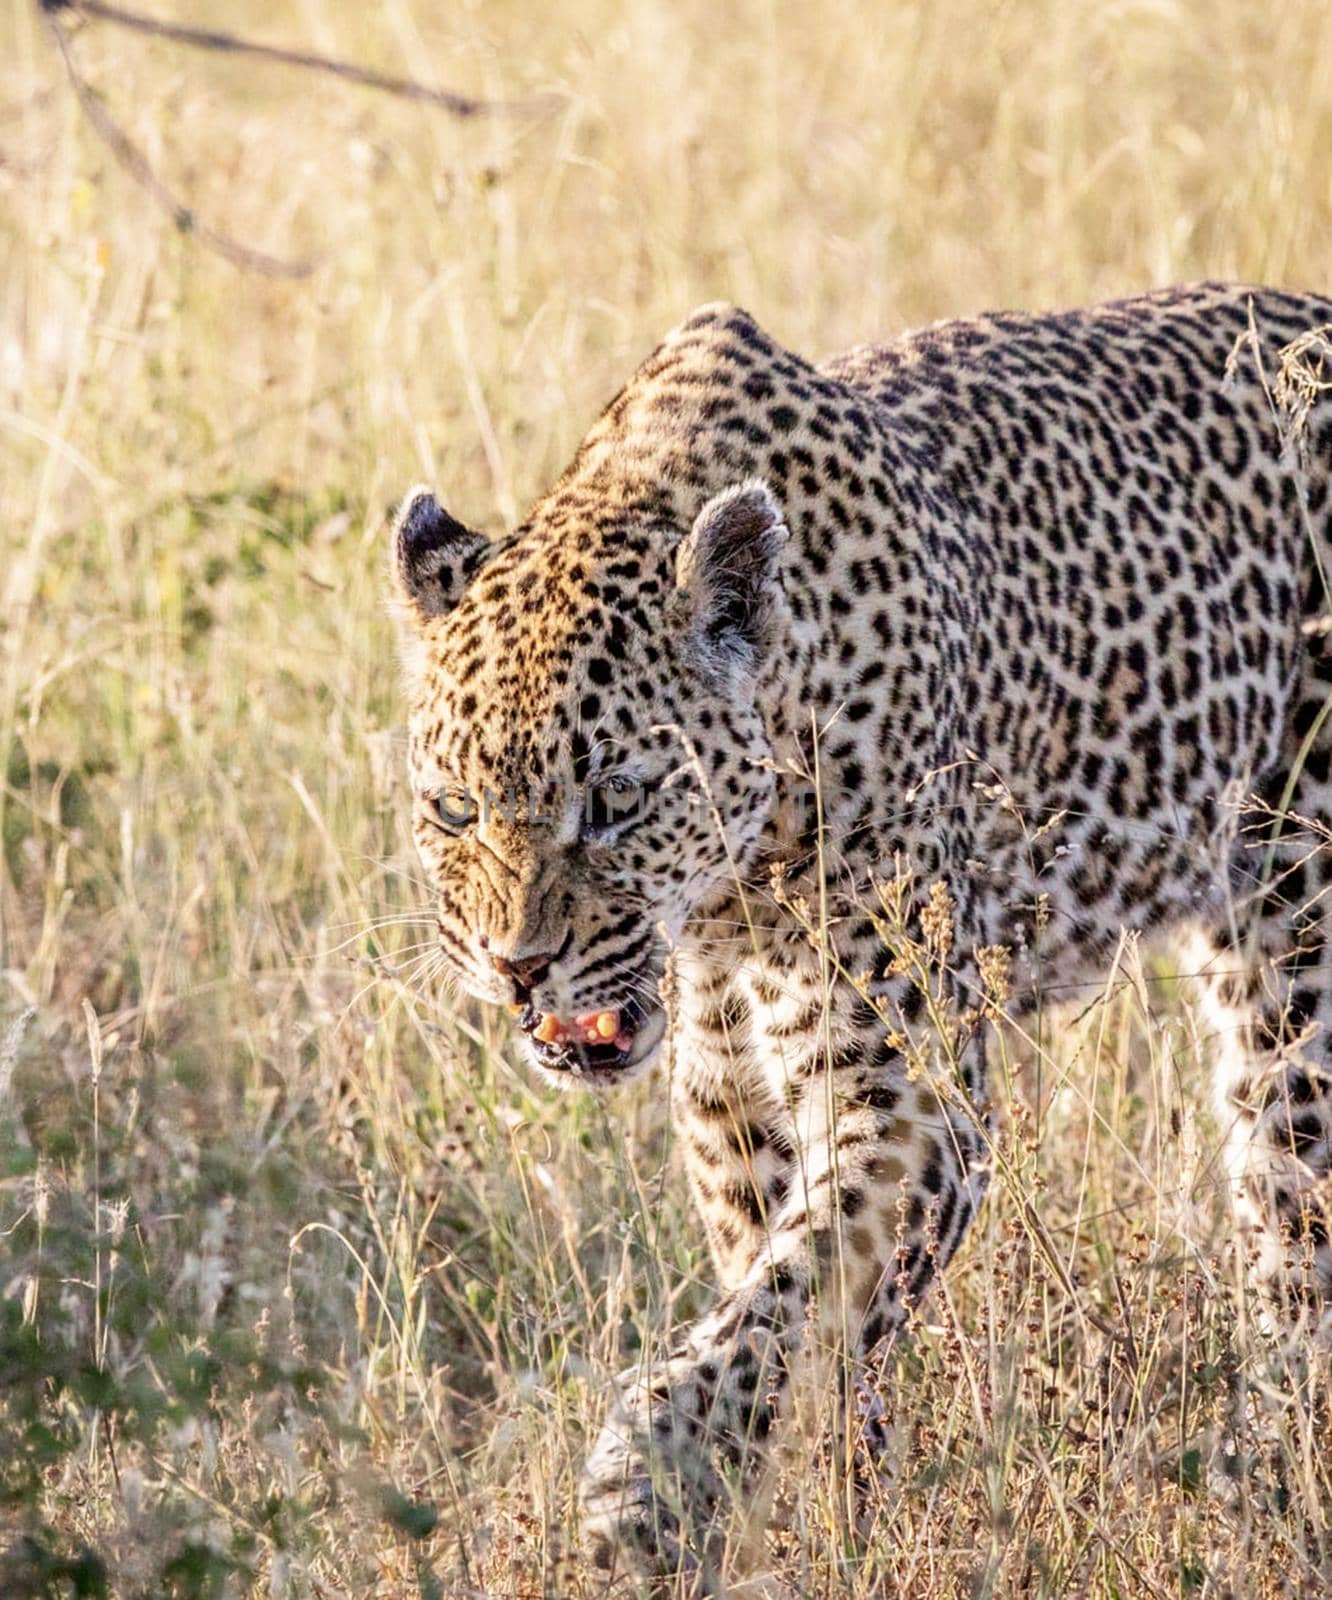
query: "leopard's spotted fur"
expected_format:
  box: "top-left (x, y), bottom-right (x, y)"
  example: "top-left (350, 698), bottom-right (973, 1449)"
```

top-left (390, 283), bottom-right (1332, 1587)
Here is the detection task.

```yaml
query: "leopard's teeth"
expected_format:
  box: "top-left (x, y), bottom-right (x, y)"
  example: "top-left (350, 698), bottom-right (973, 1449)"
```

top-left (526, 1007), bottom-right (630, 1050)
top-left (575, 1009), bottom-right (622, 1042)
top-left (533, 1013), bottom-right (562, 1044)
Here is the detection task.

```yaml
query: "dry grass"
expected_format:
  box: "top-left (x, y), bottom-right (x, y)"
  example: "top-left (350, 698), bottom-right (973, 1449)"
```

top-left (3, 0), bottom-right (1332, 1594)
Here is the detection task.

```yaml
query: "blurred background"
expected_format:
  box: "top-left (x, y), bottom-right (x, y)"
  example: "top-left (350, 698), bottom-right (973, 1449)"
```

top-left (3, 1), bottom-right (1332, 1594)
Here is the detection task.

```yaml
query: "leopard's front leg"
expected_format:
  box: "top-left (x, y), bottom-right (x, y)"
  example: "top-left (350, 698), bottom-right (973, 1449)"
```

top-left (580, 965), bottom-right (799, 1587)
top-left (580, 1258), bottom-right (806, 1589)
top-left (579, 996), bottom-right (989, 1589)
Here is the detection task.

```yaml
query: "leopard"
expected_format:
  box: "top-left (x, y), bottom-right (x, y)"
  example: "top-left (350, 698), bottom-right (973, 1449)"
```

top-left (388, 282), bottom-right (1332, 1591)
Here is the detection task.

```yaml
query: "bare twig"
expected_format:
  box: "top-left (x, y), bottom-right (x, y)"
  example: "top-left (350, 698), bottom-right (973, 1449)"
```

top-left (42, 0), bottom-right (557, 120)
top-left (40, 0), bottom-right (315, 278)
top-left (38, 0), bottom-right (560, 279)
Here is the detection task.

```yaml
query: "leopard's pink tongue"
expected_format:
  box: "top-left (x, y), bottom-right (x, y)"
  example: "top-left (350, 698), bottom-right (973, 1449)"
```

top-left (530, 1008), bottom-right (629, 1049)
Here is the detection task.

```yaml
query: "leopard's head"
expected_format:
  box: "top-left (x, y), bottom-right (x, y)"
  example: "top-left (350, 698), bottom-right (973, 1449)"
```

top-left (390, 469), bottom-right (789, 1088)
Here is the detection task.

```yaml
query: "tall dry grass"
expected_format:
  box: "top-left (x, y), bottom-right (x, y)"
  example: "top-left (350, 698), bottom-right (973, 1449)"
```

top-left (2, 0), bottom-right (1332, 1594)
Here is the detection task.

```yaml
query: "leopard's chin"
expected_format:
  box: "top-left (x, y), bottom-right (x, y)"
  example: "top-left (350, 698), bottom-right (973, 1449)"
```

top-left (521, 1004), bottom-right (667, 1088)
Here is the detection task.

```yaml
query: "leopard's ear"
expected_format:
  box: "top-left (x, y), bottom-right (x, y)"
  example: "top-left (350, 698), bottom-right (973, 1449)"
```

top-left (389, 486), bottom-right (491, 625)
top-left (673, 479), bottom-right (789, 699)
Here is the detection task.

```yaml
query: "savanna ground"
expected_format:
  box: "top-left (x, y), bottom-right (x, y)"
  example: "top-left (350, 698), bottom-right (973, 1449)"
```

top-left (3, 0), bottom-right (1332, 1594)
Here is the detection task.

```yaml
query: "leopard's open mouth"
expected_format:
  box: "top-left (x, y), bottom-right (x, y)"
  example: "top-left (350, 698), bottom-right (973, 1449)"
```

top-left (514, 997), bottom-right (666, 1075)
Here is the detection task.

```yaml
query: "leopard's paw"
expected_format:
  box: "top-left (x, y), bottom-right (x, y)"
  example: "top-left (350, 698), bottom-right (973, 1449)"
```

top-left (578, 1366), bottom-right (723, 1592)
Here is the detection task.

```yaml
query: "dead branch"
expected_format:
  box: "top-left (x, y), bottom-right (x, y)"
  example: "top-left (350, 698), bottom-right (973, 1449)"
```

top-left (37, 0), bottom-right (560, 279)
top-left (40, 0), bottom-right (316, 277)
top-left (42, 0), bottom-right (557, 120)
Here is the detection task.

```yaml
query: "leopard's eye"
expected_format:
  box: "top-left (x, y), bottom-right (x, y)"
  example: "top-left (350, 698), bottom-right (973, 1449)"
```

top-left (429, 788), bottom-right (474, 834)
top-left (584, 774), bottom-right (646, 836)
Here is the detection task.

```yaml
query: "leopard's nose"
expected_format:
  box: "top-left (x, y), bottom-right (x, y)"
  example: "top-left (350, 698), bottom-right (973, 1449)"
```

top-left (490, 949), bottom-right (559, 994)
